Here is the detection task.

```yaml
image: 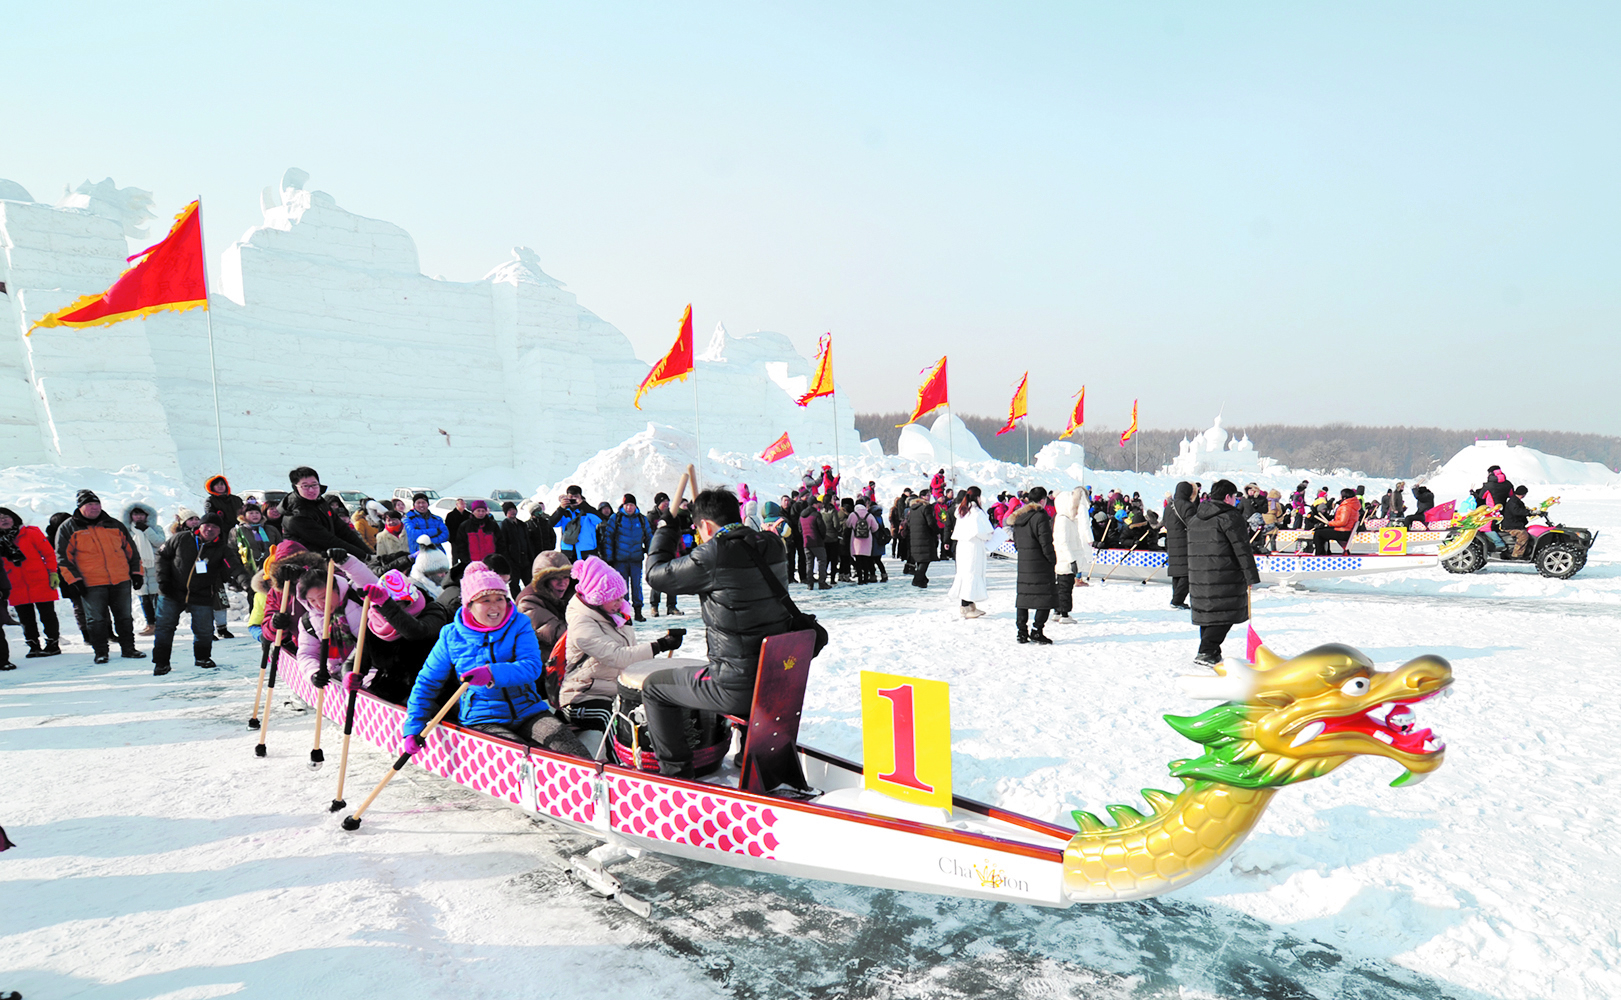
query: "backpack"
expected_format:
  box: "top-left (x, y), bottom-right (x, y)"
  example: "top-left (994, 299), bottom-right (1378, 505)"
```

top-left (873, 522), bottom-right (891, 548)
top-left (561, 511), bottom-right (582, 546)
top-left (851, 515), bottom-right (871, 539)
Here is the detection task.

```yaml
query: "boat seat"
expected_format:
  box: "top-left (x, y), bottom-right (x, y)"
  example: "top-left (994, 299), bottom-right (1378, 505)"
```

top-left (725, 629), bottom-right (819, 795)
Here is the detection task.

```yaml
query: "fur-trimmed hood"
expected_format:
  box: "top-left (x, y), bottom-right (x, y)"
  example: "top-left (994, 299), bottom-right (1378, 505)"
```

top-left (1005, 501), bottom-right (1046, 526)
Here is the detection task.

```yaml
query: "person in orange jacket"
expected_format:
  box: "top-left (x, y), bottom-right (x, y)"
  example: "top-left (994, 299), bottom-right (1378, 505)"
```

top-left (54, 490), bottom-right (145, 664)
top-left (1311, 488), bottom-right (1362, 555)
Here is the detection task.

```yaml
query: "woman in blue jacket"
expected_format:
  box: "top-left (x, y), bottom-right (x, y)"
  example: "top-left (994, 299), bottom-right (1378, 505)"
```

top-left (401, 562), bottom-right (588, 757)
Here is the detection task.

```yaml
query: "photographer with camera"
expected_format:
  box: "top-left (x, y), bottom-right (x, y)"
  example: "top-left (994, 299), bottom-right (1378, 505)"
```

top-left (548, 485), bottom-right (604, 561)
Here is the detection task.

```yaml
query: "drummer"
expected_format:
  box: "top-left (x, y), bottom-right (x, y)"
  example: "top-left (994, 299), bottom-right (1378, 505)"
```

top-left (400, 562), bottom-right (590, 758)
top-left (561, 556), bottom-right (694, 731)
top-left (641, 488), bottom-right (795, 779)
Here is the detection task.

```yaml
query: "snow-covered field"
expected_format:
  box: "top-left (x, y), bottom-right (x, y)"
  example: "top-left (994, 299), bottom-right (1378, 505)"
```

top-left (3, 489), bottom-right (1617, 999)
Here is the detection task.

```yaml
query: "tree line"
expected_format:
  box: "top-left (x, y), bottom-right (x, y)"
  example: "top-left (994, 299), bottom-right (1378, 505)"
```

top-left (853, 413), bottom-right (1621, 478)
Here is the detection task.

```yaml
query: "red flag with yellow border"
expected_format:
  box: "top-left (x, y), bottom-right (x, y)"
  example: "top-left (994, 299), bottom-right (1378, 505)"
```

top-left (1119, 399), bottom-right (1138, 447)
top-left (29, 200), bottom-right (207, 334)
top-left (995, 372), bottom-right (1028, 436)
top-left (1059, 386), bottom-right (1085, 440)
top-left (633, 304), bottom-right (695, 410)
top-left (897, 357), bottom-right (949, 426)
top-left (760, 432), bottom-right (794, 463)
top-left (797, 333), bottom-right (834, 406)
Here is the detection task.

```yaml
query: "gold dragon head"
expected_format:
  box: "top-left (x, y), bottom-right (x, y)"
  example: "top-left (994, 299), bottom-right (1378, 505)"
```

top-left (1168, 643), bottom-right (1453, 789)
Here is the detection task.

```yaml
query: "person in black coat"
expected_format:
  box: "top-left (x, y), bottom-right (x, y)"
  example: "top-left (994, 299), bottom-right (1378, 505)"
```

top-left (641, 488), bottom-right (793, 777)
top-left (1165, 481), bottom-right (1195, 609)
top-left (1405, 485), bottom-right (1436, 529)
top-left (1007, 487), bottom-right (1057, 644)
top-left (282, 467), bottom-right (371, 560)
top-left (153, 513), bottom-right (241, 672)
top-left (496, 502), bottom-right (533, 593)
top-left (1186, 479), bottom-right (1260, 667)
top-left (904, 497), bottom-right (938, 588)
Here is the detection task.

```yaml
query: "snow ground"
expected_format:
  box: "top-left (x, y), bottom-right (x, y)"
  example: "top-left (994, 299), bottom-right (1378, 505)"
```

top-left (2, 490), bottom-right (1617, 999)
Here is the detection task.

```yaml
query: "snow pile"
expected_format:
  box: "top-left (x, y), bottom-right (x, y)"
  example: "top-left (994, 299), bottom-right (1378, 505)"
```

top-left (1424, 439), bottom-right (1620, 500)
top-left (895, 412), bottom-right (994, 466)
top-left (0, 463), bottom-right (203, 524)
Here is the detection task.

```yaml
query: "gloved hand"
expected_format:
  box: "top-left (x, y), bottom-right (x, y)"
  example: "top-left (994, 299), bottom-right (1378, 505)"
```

top-left (129, 573), bottom-right (143, 591)
top-left (342, 671), bottom-right (364, 693)
top-left (49, 570), bottom-right (60, 589)
top-left (460, 665), bottom-right (495, 687)
top-left (653, 630), bottom-right (685, 653)
top-left (327, 548), bottom-right (350, 565)
top-left (62, 578), bottom-right (86, 600)
top-left (271, 612), bottom-right (294, 631)
top-left (363, 583), bottom-right (390, 605)
top-left (311, 666), bottom-right (331, 689)
top-left (401, 733), bottom-right (425, 756)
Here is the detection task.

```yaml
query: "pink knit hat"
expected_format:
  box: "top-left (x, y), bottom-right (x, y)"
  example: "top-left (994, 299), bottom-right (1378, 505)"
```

top-left (570, 555), bottom-right (626, 607)
top-left (460, 562), bottom-right (508, 605)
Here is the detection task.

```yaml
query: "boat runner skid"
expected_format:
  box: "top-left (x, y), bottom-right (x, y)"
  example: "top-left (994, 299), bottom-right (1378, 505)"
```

top-left (281, 651), bottom-right (1076, 906)
top-left (1088, 548), bottom-right (1438, 583)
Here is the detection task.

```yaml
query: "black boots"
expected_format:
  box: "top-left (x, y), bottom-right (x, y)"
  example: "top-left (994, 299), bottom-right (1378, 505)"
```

top-left (633, 605), bottom-right (645, 623)
top-left (1029, 628), bottom-right (1053, 646)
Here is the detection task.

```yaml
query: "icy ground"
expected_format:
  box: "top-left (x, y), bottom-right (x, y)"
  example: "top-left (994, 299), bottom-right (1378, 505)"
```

top-left (3, 491), bottom-right (1618, 999)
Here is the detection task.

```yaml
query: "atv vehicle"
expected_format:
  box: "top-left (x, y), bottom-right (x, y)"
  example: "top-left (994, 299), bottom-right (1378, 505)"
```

top-left (1440, 515), bottom-right (1595, 579)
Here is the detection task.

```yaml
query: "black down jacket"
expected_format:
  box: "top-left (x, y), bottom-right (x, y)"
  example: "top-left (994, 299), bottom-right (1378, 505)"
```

top-left (1164, 482), bottom-right (1196, 579)
top-left (1007, 502), bottom-right (1057, 610)
top-left (1186, 500), bottom-right (1260, 626)
top-left (281, 491), bottom-right (371, 560)
top-left (645, 523), bottom-right (792, 689)
top-left (905, 499), bottom-right (938, 563)
top-left (156, 532), bottom-right (241, 606)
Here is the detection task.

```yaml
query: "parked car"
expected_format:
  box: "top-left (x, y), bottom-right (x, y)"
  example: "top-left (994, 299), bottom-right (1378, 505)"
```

top-left (392, 488), bottom-right (441, 502)
top-left (489, 489), bottom-right (524, 505)
top-left (334, 490), bottom-right (372, 511)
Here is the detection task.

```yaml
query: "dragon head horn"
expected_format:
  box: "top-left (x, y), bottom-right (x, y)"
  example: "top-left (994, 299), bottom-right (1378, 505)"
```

top-left (1176, 643), bottom-right (1285, 702)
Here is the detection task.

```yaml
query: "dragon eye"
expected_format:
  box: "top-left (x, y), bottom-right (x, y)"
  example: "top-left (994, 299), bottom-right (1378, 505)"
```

top-left (1341, 676), bottom-right (1370, 697)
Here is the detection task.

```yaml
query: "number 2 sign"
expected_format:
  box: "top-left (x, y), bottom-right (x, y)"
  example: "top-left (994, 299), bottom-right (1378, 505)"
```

top-left (1377, 526), bottom-right (1408, 555)
top-left (860, 671), bottom-right (952, 808)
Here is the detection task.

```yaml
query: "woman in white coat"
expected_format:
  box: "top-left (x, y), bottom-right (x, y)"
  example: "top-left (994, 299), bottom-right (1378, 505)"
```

top-left (1051, 487), bottom-right (1087, 624)
top-left (946, 489), bottom-right (993, 618)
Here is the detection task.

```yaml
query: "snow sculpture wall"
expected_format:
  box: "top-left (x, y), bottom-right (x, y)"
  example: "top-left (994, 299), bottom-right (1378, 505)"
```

top-left (0, 170), bottom-right (856, 492)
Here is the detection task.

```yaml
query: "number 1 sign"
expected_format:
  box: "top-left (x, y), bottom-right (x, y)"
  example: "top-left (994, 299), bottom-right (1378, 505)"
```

top-left (860, 671), bottom-right (952, 809)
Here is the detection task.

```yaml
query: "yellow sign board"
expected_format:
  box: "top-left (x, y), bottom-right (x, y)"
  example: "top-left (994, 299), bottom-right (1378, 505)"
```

top-left (860, 671), bottom-right (952, 808)
top-left (1377, 525), bottom-right (1408, 555)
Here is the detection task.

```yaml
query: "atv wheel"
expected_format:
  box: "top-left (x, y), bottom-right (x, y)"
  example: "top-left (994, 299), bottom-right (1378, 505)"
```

top-left (1442, 538), bottom-right (1486, 574)
top-left (1537, 542), bottom-right (1581, 579)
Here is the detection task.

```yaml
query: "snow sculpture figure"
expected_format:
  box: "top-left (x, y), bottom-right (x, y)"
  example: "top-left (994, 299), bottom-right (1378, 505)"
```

top-left (56, 178), bottom-right (156, 239)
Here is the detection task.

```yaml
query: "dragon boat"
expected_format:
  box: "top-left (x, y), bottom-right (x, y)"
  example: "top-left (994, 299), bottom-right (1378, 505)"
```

top-left (279, 637), bottom-right (1451, 908)
top-left (1087, 547), bottom-right (1438, 583)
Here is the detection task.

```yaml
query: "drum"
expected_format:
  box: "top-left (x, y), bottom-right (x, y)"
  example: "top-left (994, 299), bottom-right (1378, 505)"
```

top-left (611, 663), bottom-right (731, 775)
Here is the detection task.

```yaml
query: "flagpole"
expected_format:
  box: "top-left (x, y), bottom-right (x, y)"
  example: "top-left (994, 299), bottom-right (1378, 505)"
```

top-left (828, 345), bottom-right (840, 482)
top-left (195, 197), bottom-right (226, 475)
top-left (947, 404), bottom-right (956, 489)
top-left (692, 366), bottom-right (703, 487)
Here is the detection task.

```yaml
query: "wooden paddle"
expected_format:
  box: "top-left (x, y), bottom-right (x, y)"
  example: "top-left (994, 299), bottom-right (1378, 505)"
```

top-left (248, 631), bottom-right (271, 730)
top-left (309, 559), bottom-right (337, 770)
top-left (254, 581), bottom-right (293, 758)
top-left (340, 681), bottom-right (470, 831)
top-left (329, 595), bottom-right (372, 812)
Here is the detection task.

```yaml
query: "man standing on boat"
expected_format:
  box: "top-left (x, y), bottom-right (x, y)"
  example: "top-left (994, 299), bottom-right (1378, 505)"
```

top-left (641, 488), bottom-right (793, 779)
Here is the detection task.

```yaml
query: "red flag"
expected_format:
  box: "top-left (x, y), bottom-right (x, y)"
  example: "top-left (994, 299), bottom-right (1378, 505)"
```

top-left (995, 372), bottom-right (1028, 436)
top-left (760, 432), bottom-right (795, 463)
top-left (897, 357), bottom-right (949, 426)
top-left (29, 200), bottom-right (207, 334)
top-left (633, 304), bottom-right (695, 410)
top-left (1059, 387), bottom-right (1085, 440)
top-left (797, 333), bottom-right (835, 406)
top-left (1425, 500), bottom-right (1456, 525)
top-left (1119, 399), bottom-right (1138, 447)
top-left (1245, 624), bottom-right (1264, 664)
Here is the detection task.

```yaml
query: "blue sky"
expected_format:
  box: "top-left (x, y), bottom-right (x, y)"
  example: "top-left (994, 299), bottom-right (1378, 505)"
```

top-left (6, 3), bottom-right (1618, 434)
